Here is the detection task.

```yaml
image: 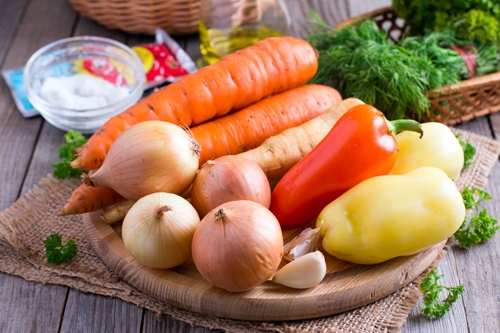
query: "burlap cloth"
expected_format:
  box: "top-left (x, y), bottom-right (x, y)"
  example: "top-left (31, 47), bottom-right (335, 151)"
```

top-left (0, 128), bottom-right (499, 333)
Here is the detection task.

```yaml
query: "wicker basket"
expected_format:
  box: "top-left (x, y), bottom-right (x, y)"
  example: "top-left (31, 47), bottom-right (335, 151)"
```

top-left (68, 0), bottom-right (201, 36)
top-left (337, 7), bottom-right (500, 125)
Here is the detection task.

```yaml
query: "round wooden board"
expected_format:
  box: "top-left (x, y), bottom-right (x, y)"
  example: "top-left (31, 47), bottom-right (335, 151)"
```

top-left (83, 211), bottom-right (445, 321)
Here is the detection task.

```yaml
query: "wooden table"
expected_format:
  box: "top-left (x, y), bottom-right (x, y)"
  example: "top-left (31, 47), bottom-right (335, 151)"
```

top-left (1, 0), bottom-right (499, 332)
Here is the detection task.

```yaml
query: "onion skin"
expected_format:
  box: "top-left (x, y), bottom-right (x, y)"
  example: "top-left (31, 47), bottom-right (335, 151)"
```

top-left (122, 192), bottom-right (200, 269)
top-left (88, 121), bottom-right (200, 201)
top-left (191, 200), bottom-right (283, 292)
top-left (190, 155), bottom-right (271, 218)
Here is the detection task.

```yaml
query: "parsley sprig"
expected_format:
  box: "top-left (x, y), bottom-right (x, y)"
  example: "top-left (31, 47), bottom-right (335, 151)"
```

top-left (44, 233), bottom-right (78, 264)
top-left (52, 130), bottom-right (87, 179)
top-left (420, 268), bottom-right (464, 318)
top-left (455, 187), bottom-right (500, 248)
top-left (456, 134), bottom-right (476, 171)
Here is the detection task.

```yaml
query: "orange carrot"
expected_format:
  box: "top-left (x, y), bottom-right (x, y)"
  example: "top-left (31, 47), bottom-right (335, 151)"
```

top-left (71, 36), bottom-right (319, 171)
top-left (191, 84), bottom-right (342, 166)
top-left (60, 184), bottom-right (123, 216)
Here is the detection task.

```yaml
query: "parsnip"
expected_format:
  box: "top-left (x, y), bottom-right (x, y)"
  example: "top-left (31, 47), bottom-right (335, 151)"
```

top-left (238, 98), bottom-right (364, 179)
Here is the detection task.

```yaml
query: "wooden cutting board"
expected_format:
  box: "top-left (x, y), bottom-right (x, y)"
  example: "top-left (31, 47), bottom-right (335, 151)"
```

top-left (83, 211), bottom-right (444, 321)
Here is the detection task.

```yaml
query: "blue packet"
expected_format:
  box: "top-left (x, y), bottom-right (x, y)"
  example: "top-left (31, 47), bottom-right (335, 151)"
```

top-left (2, 67), bottom-right (39, 118)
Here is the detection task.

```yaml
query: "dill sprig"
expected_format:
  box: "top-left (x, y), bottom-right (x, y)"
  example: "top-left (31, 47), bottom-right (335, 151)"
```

top-left (308, 13), bottom-right (434, 120)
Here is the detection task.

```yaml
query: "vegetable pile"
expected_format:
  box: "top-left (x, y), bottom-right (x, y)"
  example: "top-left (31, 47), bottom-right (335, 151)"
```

top-left (49, 35), bottom-right (499, 320)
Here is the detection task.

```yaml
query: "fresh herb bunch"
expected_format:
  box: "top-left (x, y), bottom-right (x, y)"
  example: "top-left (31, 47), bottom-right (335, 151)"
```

top-left (53, 130), bottom-right (87, 179)
top-left (307, 12), bottom-right (500, 120)
top-left (455, 186), bottom-right (500, 248)
top-left (44, 233), bottom-right (78, 264)
top-left (392, 0), bottom-right (500, 43)
top-left (398, 30), bottom-right (468, 86)
top-left (308, 14), bottom-right (434, 120)
top-left (420, 268), bottom-right (464, 318)
top-left (399, 30), bottom-right (500, 81)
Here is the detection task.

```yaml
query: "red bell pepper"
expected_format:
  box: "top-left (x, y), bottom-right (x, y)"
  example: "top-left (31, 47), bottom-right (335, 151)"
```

top-left (269, 104), bottom-right (423, 228)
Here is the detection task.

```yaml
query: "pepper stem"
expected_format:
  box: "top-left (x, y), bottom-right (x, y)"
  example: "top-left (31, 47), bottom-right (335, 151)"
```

top-left (387, 119), bottom-right (424, 138)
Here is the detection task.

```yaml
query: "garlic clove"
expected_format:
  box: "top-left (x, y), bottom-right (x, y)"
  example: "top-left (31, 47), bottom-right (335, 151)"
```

top-left (283, 222), bottom-right (322, 261)
top-left (271, 251), bottom-right (327, 289)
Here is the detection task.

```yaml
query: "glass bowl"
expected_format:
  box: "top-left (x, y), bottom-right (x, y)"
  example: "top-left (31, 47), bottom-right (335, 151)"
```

top-left (24, 36), bottom-right (144, 134)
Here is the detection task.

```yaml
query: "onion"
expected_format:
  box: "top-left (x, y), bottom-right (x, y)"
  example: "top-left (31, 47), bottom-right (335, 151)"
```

top-left (191, 200), bottom-right (283, 292)
top-left (87, 120), bottom-right (200, 201)
top-left (190, 155), bottom-right (271, 218)
top-left (122, 192), bottom-right (200, 269)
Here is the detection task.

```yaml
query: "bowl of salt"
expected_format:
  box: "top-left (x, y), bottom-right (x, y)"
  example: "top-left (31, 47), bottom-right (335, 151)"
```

top-left (24, 36), bottom-right (144, 134)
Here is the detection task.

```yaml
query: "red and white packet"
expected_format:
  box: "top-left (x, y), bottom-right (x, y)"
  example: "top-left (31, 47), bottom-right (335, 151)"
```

top-left (133, 28), bottom-right (198, 90)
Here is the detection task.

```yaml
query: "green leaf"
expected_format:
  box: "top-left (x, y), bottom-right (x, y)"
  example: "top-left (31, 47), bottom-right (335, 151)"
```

top-left (456, 134), bottom-right (476, 171)
top-left (44, 233), bottom-right (78, 264)
top-left (455, 187), bottom-right (499, 248)
top-left (420, 268), bottom-right (465, 318)
top-left (52, 130), bottom-right (87, 179)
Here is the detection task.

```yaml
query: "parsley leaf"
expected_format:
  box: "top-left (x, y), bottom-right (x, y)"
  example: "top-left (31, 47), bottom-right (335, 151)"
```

top-left (52, 130), bottom-right (87, 179)
top-left (456, 134), bottom-right (476, 171)
top-left (44, 233), bottom-right (78, 264)
top-left (420, 268), bottom-right (465, 318)
top-left (455, 187), bottom-right (500, 248)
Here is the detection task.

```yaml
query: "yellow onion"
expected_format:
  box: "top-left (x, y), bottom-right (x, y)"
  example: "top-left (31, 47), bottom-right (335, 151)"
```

top-left (122, 192), bottom-right (200, 269)
top-left (87, 120), bottom-right (200, 201)
top-left (190, 155), bottom-right (271, 218)
top-left (192, 200), bottom-right (283, 292)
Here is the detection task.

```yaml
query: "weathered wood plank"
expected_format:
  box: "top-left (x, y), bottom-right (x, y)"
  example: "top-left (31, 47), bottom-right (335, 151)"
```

top-left (0, 275), bottom-right (67, 333)
top-left (285, 0), bottom-right (350, 39)
top-left (490, 110), bottom-right (500, 139)
top-left (61, 291), bottom-right (143, 333)
top-left (142, 311), bottom-right (224, 333)
top-left (74, 17), bottom-right (128, 41)
top-left (0, 1), bottom-right (78, 333)
top-left (0, 0), bottom-right (29, 62)
top-left (347, 0), bottom-right (391, 17)
top-left (450, 117), bottom-right (500, 332)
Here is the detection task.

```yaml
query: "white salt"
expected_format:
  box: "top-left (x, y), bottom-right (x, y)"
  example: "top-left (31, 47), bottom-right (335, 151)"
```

top-left (40, 74), bottom-right (130, 110)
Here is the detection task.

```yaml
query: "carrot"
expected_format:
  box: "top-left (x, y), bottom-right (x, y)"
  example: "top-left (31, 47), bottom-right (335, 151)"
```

top-left (71, 36), bottom-right (319, 171)
top-left (191, 84), bottom-right (342, 166)
top-left (60, 184), bottom-right (123, 216)
top-left (238, 97), bottom-right (365, 179)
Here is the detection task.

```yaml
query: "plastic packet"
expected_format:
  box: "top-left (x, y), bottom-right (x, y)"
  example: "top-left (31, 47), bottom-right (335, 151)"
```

top-left (2, 67), bottom-right (38, 118)
top-left (133, 28), bottom-right (198, 90)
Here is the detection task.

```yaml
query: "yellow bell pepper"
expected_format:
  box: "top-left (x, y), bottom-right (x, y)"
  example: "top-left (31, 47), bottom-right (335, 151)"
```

top-left (389, 122), bottom-right (464, 181)
top-left (316, 167), bottom-right (465, 265)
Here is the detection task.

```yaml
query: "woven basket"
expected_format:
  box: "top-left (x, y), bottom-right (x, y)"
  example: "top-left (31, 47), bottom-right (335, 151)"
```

top-left (337, 7), bottom-right (500, 125)
top-left (68, 0), bottom-right (201, 36)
